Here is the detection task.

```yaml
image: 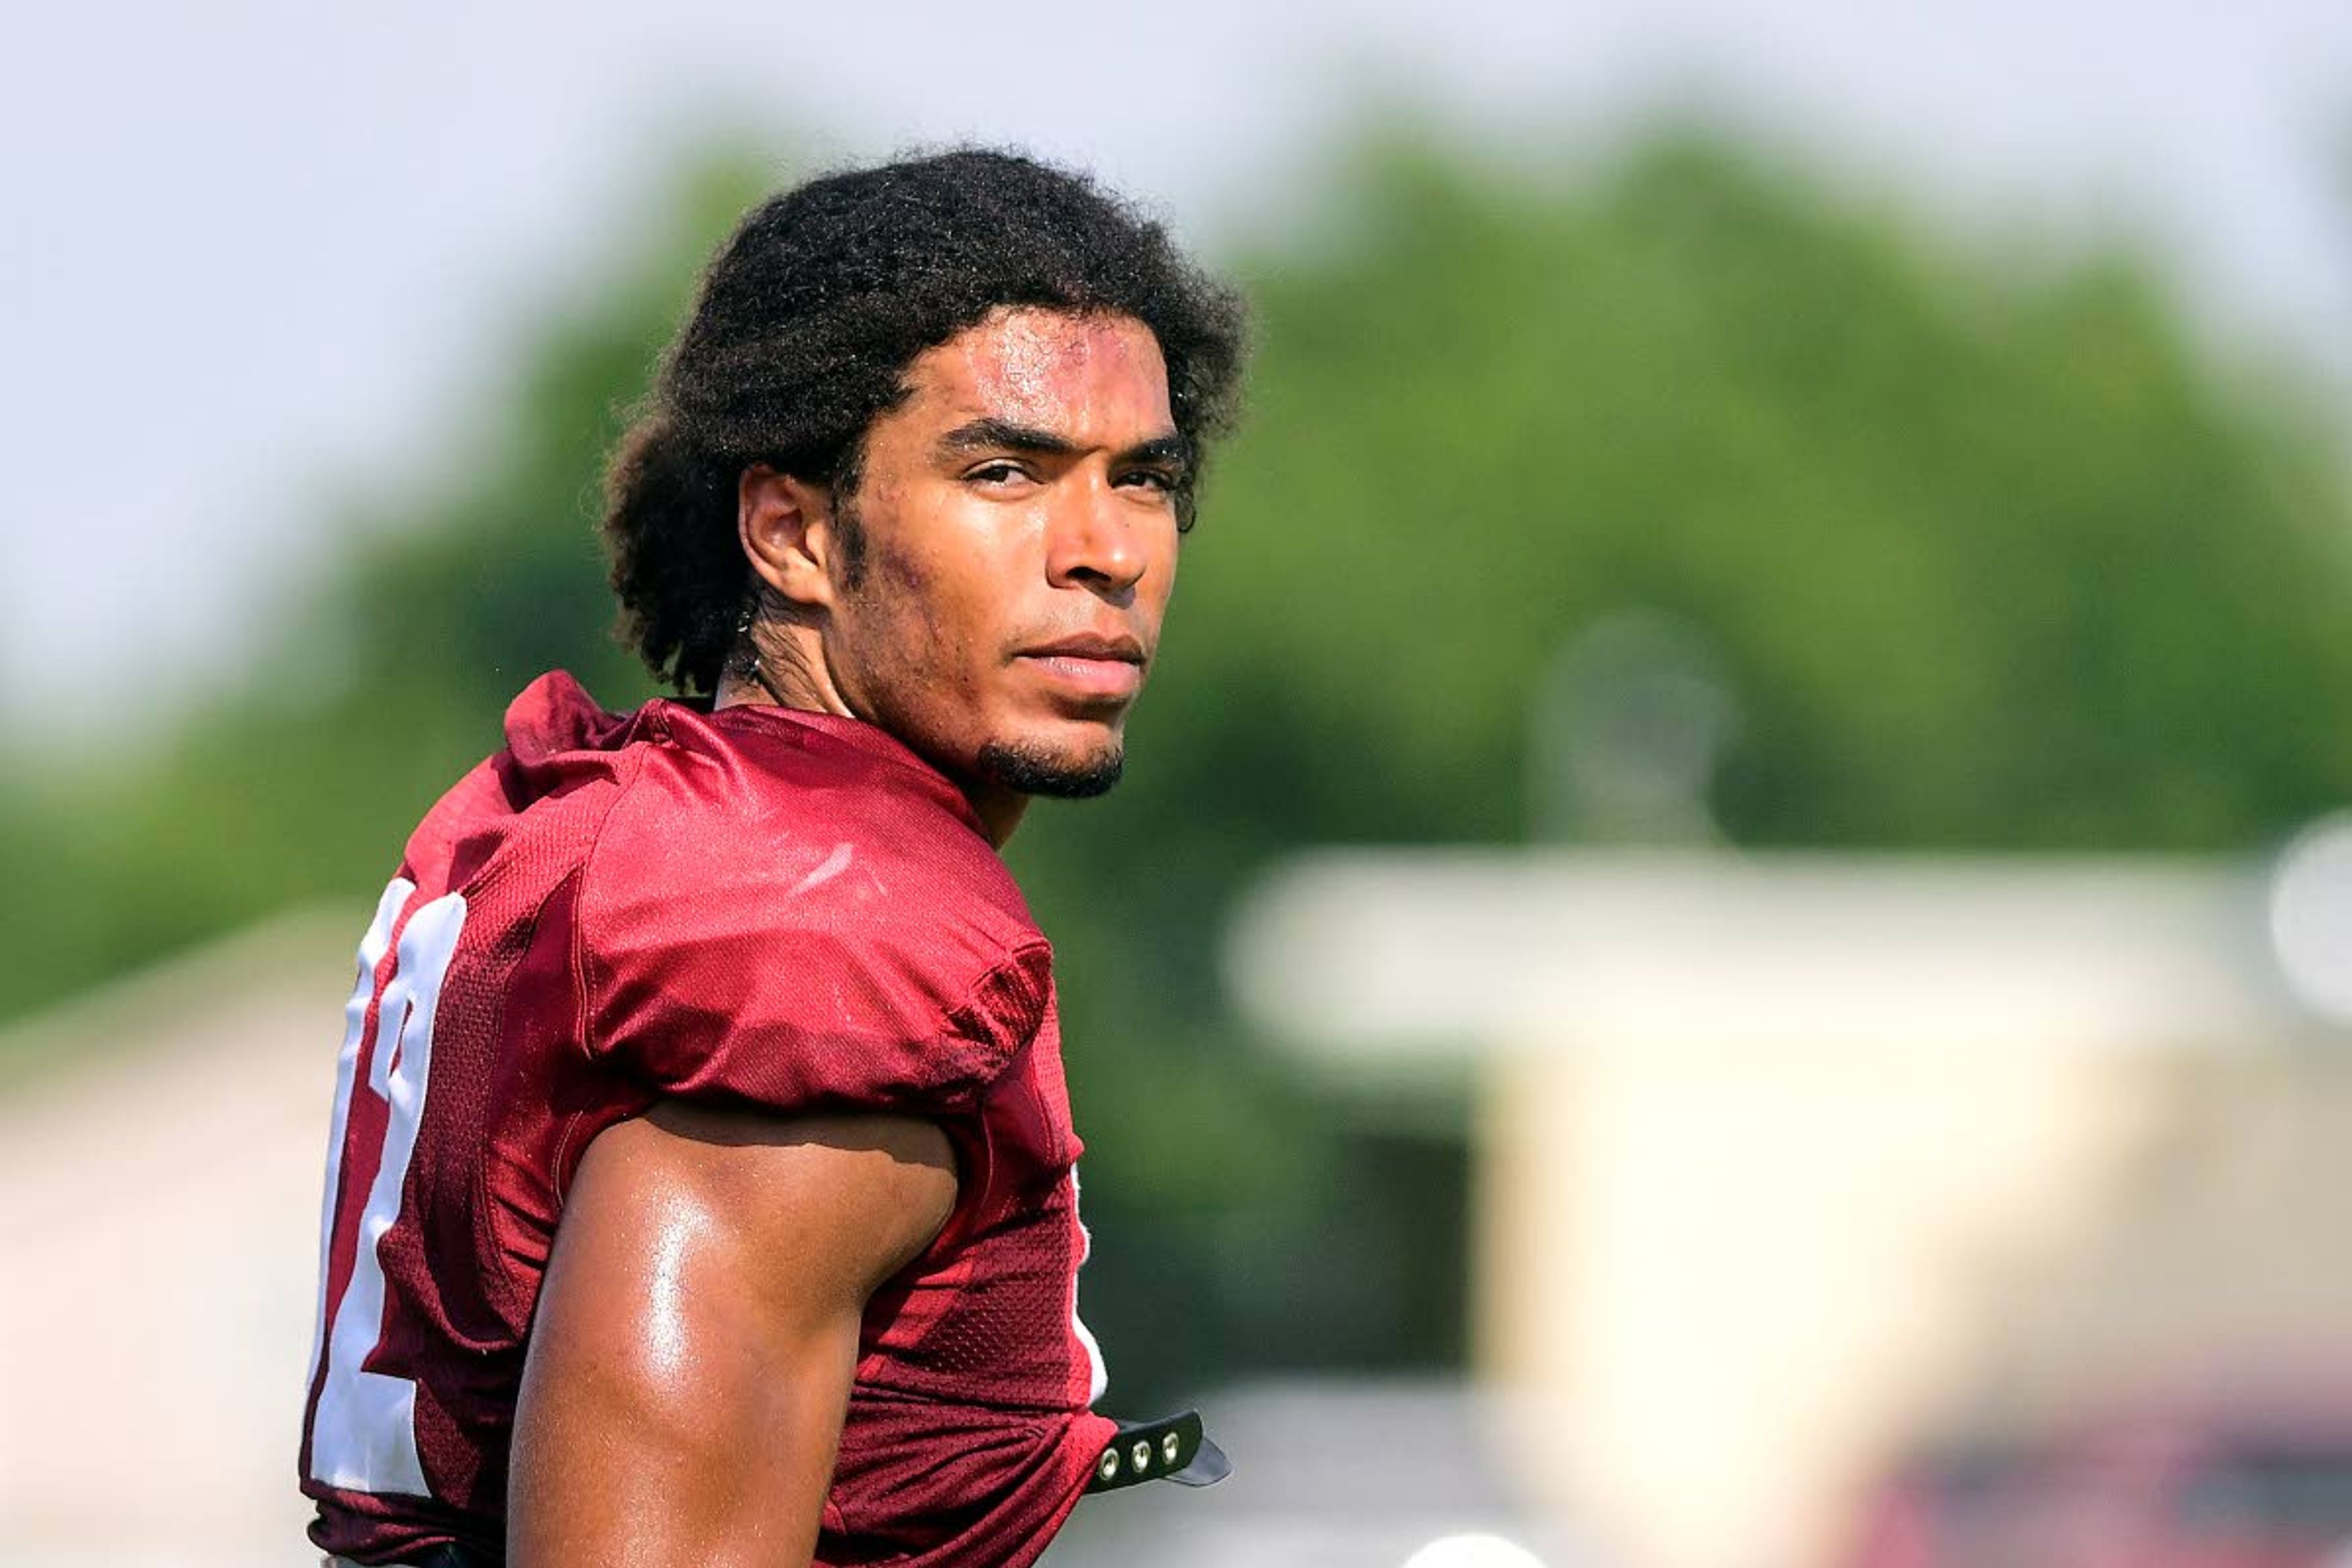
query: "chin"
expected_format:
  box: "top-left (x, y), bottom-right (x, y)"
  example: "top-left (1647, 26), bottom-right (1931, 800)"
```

top-left (975, 735), bottom-right (1126, 799)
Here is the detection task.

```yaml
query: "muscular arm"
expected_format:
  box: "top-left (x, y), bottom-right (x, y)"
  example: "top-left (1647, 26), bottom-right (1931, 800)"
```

top-left (508, 1101), bottom-right (958, 1568)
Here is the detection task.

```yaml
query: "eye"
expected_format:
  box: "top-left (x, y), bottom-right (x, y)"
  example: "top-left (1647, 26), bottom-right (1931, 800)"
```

top-left (1117, 467), bottom-right (1180, 495)
top-left (966, 460), bottom-right (1034, 489)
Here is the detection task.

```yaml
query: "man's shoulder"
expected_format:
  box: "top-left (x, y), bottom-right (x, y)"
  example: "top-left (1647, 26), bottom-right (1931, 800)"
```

top-left (406, 674), bottom-right (1050, 1050)
top-left (427, 673), bottom-right (1030, 937)
top-left (590, 697), bottom-right (1038, 940)
top-left (571, 699), bottom-right (1054, 1107)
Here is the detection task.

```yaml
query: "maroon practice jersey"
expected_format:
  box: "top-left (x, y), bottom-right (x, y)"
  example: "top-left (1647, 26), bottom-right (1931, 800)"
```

top-left (300, 671), bottom-right (1120, 1566)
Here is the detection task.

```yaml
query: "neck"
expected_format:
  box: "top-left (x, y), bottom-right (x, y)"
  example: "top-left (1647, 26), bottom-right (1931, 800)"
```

top-left (963, 784), bottom-right (1031, 849)
top-left (717, 636), bottom-right (1031, 850)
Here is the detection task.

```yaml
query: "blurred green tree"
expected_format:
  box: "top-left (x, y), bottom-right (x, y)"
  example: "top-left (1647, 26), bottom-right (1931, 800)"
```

top-left (6, 129), bottom-right (2350, 1395)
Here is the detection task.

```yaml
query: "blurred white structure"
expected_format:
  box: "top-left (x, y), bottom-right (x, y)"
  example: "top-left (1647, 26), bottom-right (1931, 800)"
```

top-left (0, 913), bottom-right (352, 1567)
top-left (1228, 850), bottom-right (2352, 1568)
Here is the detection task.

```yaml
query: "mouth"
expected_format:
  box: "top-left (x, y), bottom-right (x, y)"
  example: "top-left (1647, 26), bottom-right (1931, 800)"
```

top-left (1015, 633), bottom-right (1148, 703)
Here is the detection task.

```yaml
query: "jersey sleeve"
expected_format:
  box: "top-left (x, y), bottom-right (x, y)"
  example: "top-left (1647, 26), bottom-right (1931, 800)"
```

top-left (572, 761), bottom-right (1050, 1117)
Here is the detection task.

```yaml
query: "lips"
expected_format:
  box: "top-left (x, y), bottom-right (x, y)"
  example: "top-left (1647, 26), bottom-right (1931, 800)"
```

top-left (1016, 632), bottom-right (1147, 702)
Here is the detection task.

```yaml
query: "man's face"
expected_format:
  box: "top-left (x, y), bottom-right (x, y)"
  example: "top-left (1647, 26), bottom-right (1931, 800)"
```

top-left (820, 306), bottom-right (1186, 802)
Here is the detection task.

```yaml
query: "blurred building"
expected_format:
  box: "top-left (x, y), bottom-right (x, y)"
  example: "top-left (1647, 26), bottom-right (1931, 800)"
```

top-left (0, 913), bottom-right (349, 1567)
top-left (1229, 849), bottom-right (2352, 1568)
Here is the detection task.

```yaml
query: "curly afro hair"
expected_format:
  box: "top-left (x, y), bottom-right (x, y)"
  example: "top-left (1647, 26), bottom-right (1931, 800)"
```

top-left (601, 147), bottom-right (1251, 696)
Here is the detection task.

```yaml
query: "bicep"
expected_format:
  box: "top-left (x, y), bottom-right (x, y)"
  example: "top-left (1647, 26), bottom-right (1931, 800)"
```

top-left (508, 1104), bottom-right (957, 1568)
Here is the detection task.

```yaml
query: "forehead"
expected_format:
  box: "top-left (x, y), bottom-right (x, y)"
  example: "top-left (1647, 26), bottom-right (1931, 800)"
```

top-left (903, 307), bottom-right (1173, 433)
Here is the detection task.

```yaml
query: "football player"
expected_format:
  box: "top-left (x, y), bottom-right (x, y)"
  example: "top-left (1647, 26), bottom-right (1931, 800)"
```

top-left (298, 148), bottom-right (1247, 1567)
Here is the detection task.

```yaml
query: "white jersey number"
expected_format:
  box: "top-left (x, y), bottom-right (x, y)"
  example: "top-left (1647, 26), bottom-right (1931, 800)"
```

top-left (1071, 1166), bottom-right (1110, 1404)
top-left (304, 876), bottom-right (468, 1495)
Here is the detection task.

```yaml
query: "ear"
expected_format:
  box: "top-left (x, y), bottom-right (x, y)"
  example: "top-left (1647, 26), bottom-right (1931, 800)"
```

top-left (739, 464), bottom-right (841, 611)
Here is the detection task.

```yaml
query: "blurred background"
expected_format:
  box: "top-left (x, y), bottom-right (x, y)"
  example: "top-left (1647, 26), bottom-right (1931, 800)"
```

top-left (9, 2), bottom-right (2352, 1565)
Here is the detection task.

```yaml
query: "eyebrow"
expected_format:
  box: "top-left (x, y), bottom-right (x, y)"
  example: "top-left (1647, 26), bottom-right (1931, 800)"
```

top-left (938, 417), bottom-right (1194, 477)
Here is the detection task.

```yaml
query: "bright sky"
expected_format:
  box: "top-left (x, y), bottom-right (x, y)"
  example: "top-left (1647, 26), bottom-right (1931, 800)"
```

top-left (6, 0), bottom-right (2351, 736)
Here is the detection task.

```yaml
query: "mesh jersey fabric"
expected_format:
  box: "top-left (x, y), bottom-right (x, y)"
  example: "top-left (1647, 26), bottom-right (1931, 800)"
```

top-left (300, 670), bottom-right (1118, 1566)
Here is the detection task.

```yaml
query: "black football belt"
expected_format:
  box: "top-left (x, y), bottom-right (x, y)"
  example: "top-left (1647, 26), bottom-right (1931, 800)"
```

top-left (1082, 1409), bottom-right (1230, 1494)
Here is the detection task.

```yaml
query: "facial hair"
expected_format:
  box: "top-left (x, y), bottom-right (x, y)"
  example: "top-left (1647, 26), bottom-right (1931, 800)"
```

top-left (975, 737), bottom-right (1126, 799)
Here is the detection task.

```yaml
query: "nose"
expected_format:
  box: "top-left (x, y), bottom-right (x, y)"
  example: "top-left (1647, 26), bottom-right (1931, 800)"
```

top-left (1044, 473), bottom-right (1152, 603)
